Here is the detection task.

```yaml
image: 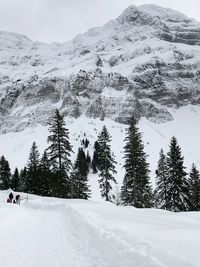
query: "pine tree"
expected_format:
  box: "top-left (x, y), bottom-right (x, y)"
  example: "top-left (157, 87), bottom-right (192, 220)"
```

top-left (121, 117), bottom-right (153, 208)
top-left (70, 148), bottom-right (90, 199)
top-left (19, 167), bottom-right (28, 192)
top-left (85, 138), bottom-right (89, 148)
top-left (97, 126), bottom-right (117, 201)
top-left (121, 175), bottom-right (130, 205)
top-left (188, 164), bottom-right (200, 211)
top-left (154, 149), bottom-right (169, 209)
top-left (38, 151), bottom-right (52, 197)
top-left (26, 142), bottom-right (40, 194)
top-left (0, 156), bottom-right (11, 190)
top-left (47, 109), bottom-right (73, 198)
top-left (91, 151), bottom-right (98, 174)
top-left (86, 151), bottom-right (91, 167)
top-left (91, 141), bottom-right (100, 173)
top-left (11, 168), bottom-right (20, 191)
top-left (166, 137), bottom-right (190, 212)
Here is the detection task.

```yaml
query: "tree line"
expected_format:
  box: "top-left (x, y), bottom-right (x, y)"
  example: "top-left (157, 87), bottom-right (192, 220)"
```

top-left (0, 110), bottom-right (199, 212)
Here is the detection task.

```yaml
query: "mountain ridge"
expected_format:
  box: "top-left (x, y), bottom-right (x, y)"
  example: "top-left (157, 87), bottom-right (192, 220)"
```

top-left (0, 4), bottom-right (200, 133)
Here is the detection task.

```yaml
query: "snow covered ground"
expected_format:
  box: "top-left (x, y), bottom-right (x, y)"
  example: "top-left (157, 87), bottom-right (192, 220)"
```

top-left (0, 190), bottom-right (200, 267)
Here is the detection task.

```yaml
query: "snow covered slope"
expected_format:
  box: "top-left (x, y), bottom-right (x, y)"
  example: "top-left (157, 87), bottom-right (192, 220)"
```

top-left (0, 4), bottom-right (200, 184)
top-left (1, 105), bottom-right (200, 191)
top-left (0, 4), bottom-right (200, 132)
top-left (0, 191), bottom-right (200, 267)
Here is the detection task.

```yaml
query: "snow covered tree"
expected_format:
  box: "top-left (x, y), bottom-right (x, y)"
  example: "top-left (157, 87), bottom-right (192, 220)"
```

top-left (86, 151), bottom-right (91, 166)
top-left (166, 137), bottom-right (190, 212)
top-left (11, 168), bottom-right (20, 191)
top-left (38, 150), bottom-right (52, 197)
top-left (121, 175), bottom-right (129, 205)
top-left (19, 167), bottom-right (28, 192)
top-left (121, 116), bottom-right (153, 208)
top-left (26, 141), bottom-right (40, 194)
top-left (0, 156), bottom-right (11, 190)
top-left (97, 126), bottom-right (117, 201)
top-left (47, 109), bottom-right (73, 198)
top-left (92, 141), bottom-right (100, 173)
top-left (70, 148), bottom-right (90, 199)
top-left (188, 164), bottom-right (200, 211)
top-left (154, 149), bottom-right (169, 209)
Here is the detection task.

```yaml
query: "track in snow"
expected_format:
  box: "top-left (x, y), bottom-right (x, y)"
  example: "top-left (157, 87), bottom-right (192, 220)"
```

top-left (0, 199), bottom-right (161, 267)
top-left (0, 195), bottom-right (200, 267)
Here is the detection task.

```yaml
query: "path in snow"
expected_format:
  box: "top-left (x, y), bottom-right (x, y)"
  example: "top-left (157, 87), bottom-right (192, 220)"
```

top-left (0, 197), bottom-right (161, 267)
top-left (0, 194), bottom-right (200, 267)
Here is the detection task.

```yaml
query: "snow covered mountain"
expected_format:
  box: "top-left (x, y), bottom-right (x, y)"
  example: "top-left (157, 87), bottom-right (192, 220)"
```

top-left (0, 4), bottom-right (200, 180)
top-left (1, 6), bottom-right (200, 265)
top-left (0, 4), bottom-right (200, 133)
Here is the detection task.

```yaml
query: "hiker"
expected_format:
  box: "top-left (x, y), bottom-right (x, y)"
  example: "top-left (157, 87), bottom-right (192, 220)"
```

top-left (6, 197), bottom-right (11, 203)
top-left (7, 192), bottom-right (14, 203)
top-left (15, 194), bottom-right (21, 205)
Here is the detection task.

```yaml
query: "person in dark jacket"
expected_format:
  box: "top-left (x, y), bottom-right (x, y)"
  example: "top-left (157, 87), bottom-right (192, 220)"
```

top-left (7, 192), bottom-right (14, 203)
top-left (6, 197), bottom-right (11, 203)
top-left (15, 194), bottom-right (21, 205)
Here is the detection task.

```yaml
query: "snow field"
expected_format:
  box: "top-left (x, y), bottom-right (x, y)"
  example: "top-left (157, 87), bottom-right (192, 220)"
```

top-left (0, 191), bottom-right (200, 267)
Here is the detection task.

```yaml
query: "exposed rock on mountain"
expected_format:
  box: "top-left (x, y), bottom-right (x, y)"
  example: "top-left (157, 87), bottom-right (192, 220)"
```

top-left (0, 4), bottom-right (200, 133)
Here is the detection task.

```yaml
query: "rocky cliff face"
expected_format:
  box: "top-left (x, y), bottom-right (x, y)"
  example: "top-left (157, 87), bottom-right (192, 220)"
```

top-left (0, 4), bottom-right (200, 133)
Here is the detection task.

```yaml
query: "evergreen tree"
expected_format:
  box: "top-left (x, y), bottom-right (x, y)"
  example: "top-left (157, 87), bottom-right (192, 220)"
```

top-left (85, 138), bottom-right (89, 148)
top-left (38, 150), bottom-right (52, 197)
top-left (121, 117), bottom-right (153, 208)
top-left (97, 126), bottom-right (117, 201)
top-left (26, 142), bottom-right (40, 194)
top-left (154, 149), bottom-right (169, 209)
top-left (91, 141), bottom-right (100, 173)
top-left (11, 168), bottom-right (20, 191)
top-left (188, 164), bottom-right (200, 211)
top-left (70, 148), bottom-right (90, 199)
top-left (166, 137), bottom-right (190, 212)
top-left (86, 151), bottom-right (91, 167)
top-left (121, 175), bottom-right (130, 205)
top-left (0, 156), bottom-right (11, 190)
top-left (47, 109), bottom-right (73, 198)
top-left (19, 167), bottom-right (28, 192)
top-left (91, 151), bottom-right (98, 174)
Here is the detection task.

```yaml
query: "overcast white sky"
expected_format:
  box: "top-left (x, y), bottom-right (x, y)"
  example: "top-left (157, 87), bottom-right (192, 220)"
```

top-left (0, 0), bottom-right (199, 43)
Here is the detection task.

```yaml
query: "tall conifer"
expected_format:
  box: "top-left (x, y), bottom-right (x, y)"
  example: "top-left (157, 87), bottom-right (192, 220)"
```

top-left (11, 168), bottom-right (20, 191)
top-left (166, 137), bottom-right (190, 212)
top-left (70, 148), bottom-right (90, 199)
top-left (47, 109), bottom-right (73, 198)
top-left (97, 126), bottom-right (117, 201)
top-left (121, 117), bottom-right (153, 208)
top-left (155, 149), bottom-right (169, 209)
top-left (188, 164), bottom-right (200, 211)
top-left (26, 142), bottom-right (40, 194)
top-left (0, 156), bottom-right (11, 190)
top-left (38, 150), bottom-right (52, 197)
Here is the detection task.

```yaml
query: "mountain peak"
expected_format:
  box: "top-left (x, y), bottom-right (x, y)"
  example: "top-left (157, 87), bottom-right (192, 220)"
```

top-left (118, 4), bottom-right (194, 25)
top-left (139, 4), bottom-right (192, 22)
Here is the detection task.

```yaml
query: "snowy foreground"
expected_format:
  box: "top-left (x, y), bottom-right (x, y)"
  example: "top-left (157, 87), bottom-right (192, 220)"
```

top-left (0, 191), bottom-right (200, 267)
